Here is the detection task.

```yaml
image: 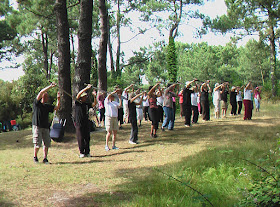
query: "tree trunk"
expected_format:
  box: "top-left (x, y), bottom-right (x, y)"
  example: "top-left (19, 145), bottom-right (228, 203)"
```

top-left (41, 30), bottom-right (49, 79)
top-left (73, 0), bottom-right (93, 96)
top-left (269, 24), bottom-right (277, 97)
top-left (54, 0), bottom-right (73, 132)
top-left (115, 0), bottom-right (121, 77)
top-left (107, 16), bottom-right (115, 77)
top-left (98, 0), bottom-right (108, 91)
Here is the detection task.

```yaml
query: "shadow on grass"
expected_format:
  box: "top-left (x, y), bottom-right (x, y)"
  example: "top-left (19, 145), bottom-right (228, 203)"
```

top-left (0, 191), bottom-right (15, 207)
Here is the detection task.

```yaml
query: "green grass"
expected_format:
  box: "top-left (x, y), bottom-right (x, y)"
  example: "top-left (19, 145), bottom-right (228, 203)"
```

top-left (1, 102), bottom-right (280, 206)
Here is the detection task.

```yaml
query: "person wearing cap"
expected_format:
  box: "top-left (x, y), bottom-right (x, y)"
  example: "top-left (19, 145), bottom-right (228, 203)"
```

top-left (182, 79), bottom-right (198, 127)
top-left (161, 83), bottom-right (179, 131)
top-left (230, 86), bottom-right (238, 115)
top-left (254, 86), bottom-right (261, 112)
top-left (104, 89), bottom-right (122, 151)
top-left (32, 83), bottom-right (61, 164)
top-left (75, 84), bottom-right (95, 158)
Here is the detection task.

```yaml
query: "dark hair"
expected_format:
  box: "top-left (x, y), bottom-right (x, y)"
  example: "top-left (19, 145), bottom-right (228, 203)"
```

top-left (167, 83), bottom-right (172, 88)
top-left (148, 86), bottom-right (153, 91)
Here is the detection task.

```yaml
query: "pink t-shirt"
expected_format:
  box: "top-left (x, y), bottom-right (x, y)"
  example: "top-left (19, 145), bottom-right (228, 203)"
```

top-left (178, 92), bottom-right (183, 104)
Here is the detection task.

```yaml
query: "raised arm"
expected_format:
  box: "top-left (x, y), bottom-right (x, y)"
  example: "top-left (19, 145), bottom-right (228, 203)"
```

top-left (54, 92), bottom-right (61, 111)
top-left (36, 82), bottom-right (56, 101)
top-left (148, 83), bottom-right (160, 96)
top-left (76, 84), bottom-right (92, 100)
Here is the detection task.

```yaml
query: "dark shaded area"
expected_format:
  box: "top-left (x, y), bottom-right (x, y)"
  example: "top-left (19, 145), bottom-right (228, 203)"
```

top-left (0, 191), bottom-right (16, 207)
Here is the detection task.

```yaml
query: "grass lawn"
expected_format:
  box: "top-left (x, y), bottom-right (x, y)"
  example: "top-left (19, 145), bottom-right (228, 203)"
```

top-left (1, 101), bottom-right (280, 206)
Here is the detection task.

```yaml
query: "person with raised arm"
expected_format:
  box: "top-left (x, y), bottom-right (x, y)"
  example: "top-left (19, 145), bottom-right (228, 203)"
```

top-left (122, 84), bottom-right (134, 124)
top-left (104, 88), bottom-right (122, 151)
top-left (32, 82), bottom-right (61, 164)
top-left (128, 92), bottom-right (144, 144)
top-left (243, 81), bottom-right (254, 120)
top-left (147, 83), bottom-right (161, 138)
top-left (200, 80), bottom-right (211, 121)
top-left (75, 84), bottom-right (96, 158)
top-left (212, 83), bottom-right (223, 119)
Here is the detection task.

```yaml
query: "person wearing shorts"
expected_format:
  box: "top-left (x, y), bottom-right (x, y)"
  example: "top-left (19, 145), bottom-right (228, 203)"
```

top-left (104, 89), bottom-right (122, 151)
top-left (32, 83), bottom-right (60, 164)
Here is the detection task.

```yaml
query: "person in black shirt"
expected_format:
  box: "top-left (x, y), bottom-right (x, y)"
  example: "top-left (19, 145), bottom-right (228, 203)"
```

top-left (182, 79), bottom-right (198, 127)
top-left (75, 84), bottom-right (96, 158)
top-left (200, 80), bottom-right (211, 121)
top-left (32, 83), bottom-right (61, 164)
top-left (230, 86), bottom-right (237, 115)
top-left (128, 92), bottom-right (144, 144)
top-left (220, 83), bottom-right (229, 118)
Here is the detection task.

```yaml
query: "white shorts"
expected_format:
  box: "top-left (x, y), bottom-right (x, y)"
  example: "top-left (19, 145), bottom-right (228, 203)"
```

top-left (136, 108), bottom-right (143, 120)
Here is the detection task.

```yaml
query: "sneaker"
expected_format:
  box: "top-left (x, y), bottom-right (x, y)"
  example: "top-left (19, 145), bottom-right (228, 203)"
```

top-left (105, 146), bottom-right (110, 151)
top-left (43, 158), bottom-right (49, 164)
top-left (79, 153), bottom-right (85, 158)
top-left (112, 146), bottom-right (119, 150)
top-left (150, 133), bottom-right (154, 138)
top-left (85, 154), bottom-right (92, 157)
top-left (129, 140), bottom-right (137, 144)
top-left (153, 134), bottom-right (158, 138)
top-left (34, 156), bottom-right (39, 163)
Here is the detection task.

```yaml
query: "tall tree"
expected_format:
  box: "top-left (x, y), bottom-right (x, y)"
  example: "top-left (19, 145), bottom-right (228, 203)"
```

top-left (73, 0), bottom-right (93, 96)
top-left (203, 0), bottom-right (280, 96)
top-left (54, 0), bottom-right (72, 131)
top-left (98, 0), bottom-right (108, 91)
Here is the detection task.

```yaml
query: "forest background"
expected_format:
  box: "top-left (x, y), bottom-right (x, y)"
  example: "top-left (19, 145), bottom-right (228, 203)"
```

top-left (0, 0), bottom-right (279, 131)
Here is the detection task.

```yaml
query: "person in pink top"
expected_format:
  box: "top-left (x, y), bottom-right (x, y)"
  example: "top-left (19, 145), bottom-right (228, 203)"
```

top-left (178, 89), bottom-right (184, 118)
top-left (97, 91), bottom-right (106, 127)
top-left (254, 86), bottom-right (261, 112)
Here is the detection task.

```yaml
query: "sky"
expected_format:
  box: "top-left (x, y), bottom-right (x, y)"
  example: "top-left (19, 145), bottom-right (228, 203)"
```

top-left (0, 0), bottom-right (250, 82)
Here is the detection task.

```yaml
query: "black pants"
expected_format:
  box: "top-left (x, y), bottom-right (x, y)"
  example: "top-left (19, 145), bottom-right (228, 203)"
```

top-left (143, 106), bottom-right (149, 121)
top-left (191, 105), bottom-right (199, 123)
top-left (184, 107), bottom-right (192, 126)
top-left (148, 107), bottom-right (159, 130)
top-left (158, 106), bottom-right (164, 123)
top-left (76, 124), bottom-right (90, 155)
top-left (238, 101), bottom-right (242, 114)
top-left (118, 107), bottom-right (124, 125)
top-left (99, 107), bottom-right (105, 122)
top-left (129, 118), bottom-right (138, 143)
top-left (201, 100), bottom-right (210, 121)
top-left (231, 102), bottom-right (237, 115)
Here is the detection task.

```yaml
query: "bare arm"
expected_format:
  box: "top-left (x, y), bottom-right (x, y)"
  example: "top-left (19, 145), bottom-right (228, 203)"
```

top-left (76, 84), bottom-right (92, 100)
top-left (54, 92), bottom-right (61, 111)
top-left (148, 83), bottom-right (160, 96)
top-left (36, 83), bottom-right (56, 101)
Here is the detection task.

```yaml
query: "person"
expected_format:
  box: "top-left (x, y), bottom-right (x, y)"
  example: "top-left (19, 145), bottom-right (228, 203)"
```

top-left (243, 82), bottom-right (253, 120)
top-left (178, 89), bottom-right (184, 118)
top-left (116, 87), bottom-right (124, 129)
top-left (254, 87), bottom-right (261, 112)
top-left (97, 91), bottom-right (106, 127)
top-left (230, 86), bottom-right (237, 116)
top-left (200, 80), bottom-right (211, 121)
top-left (147, 83), bottom-right (161, 138)
top-left (135, 89), bottom-right (144, 127)
top-left (32, 83), bottom-right (61, 164)
top-left (161, 83), bottom-right (179, 131)
top-left (128, 92), bottom-right (144, 144)
top-left (88, 89), bottom-right (100, 127)
top-left (142, 91), bottom-right (149, 121)
top-left (182, 79), bottom-right (197, 127)
top-left (75, 84), bottom-right (96, 158)
top-left (236, 86), bottom-right (243, 115)
top-left (104, 89), bottom-right (122, 151)
top-left (220, 82), bottom-right (229, 118)
top-left (156, 89), bottom-right (164, 123)
top-left (191, 85), bottom-right (199, 124)
top-left (212, 83), bottom-right (223, 119)
top-left (122, 84), bottom-right (134, 124)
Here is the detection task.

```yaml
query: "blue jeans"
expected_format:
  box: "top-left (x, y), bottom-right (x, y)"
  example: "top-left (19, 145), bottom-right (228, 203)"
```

top-left (162, 106), bottom-right (174, 129)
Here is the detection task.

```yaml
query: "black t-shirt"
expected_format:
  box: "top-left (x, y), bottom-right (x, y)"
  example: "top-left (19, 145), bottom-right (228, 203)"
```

top-left (200, 91), bottom-right (209, 102)
top-left (182, 88), bottom-right (193, 107)
top-left (32, 99), bottom-right (55, 128)
top-left (128, 100), bottom-right (136, 120)
top-left (230, 91), bottom-right (237, 104)
top-left (221, 90), bottom-right (228, 102)
top-left (75, 101), bottom-right (92, 126)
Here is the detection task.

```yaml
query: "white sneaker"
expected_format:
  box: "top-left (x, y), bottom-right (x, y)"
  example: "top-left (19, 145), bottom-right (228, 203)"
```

top-left (129, 140), bottom-right (137, 144)
top-left (79, 154), bottom-right (85, 158)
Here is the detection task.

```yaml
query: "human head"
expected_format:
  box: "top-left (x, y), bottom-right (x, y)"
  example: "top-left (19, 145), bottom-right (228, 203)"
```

top-left (185, 81), bottom-right (191, 88)
top-left (41, 92), bottom-right (49, 103)
top-left (215, 83), bottom-right (219, 88)
top-left (80, 92), bottom-right (88, 102)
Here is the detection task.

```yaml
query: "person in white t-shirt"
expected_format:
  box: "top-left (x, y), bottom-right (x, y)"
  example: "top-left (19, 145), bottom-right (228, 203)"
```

top-left (243, 82), bottom-right (253, 120)
top-left (122, 84), bottom-right (134, 124)
top-left (212, 83), bottom-right (223, 119)
top-left (142, 91), bottom-right (149, 121)
top-left (104, 89), bottom-right (122, 151)
top-left (191, 86), bottom-right (199, 123)
top-left (236, 86), bottom-right (243, 114)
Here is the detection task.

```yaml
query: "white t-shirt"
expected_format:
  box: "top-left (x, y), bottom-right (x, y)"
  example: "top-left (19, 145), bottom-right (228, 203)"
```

top-left (236, 91), bottom-right (242, 102)
top-left (157, 96), bottom-right (164, 107)
top-left (191, 93), bottom-right (198, 106)
top-left (213, 90), bottom-right (221, 102)
top-left (142, 95), bottom-right (149, 107)
top-left (244, 89), bottom-right (252, 100)
top-left (122, 91), bottom-right (128, 105)
top-left (105, 97), bottom-right (119, 117)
